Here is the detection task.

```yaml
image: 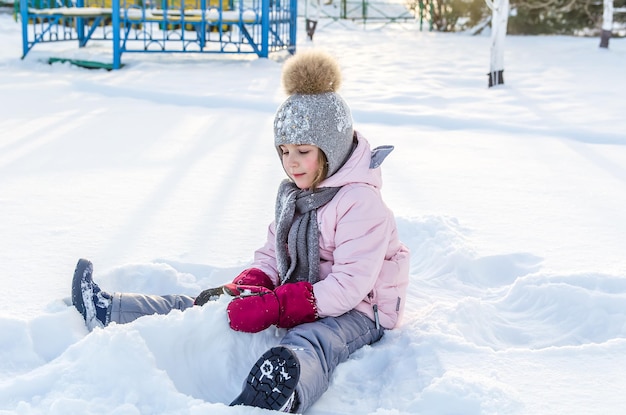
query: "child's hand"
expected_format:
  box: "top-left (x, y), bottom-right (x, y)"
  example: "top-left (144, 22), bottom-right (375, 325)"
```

top-left (226, 282), bottom-right (317, 333)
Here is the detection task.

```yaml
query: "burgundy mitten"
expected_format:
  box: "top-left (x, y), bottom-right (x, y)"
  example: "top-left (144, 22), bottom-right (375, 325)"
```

top-left (226, 285), bottom-right (279, 333)
top-left (274, 282), bottom-right (317, 329)
top-left (226, 282), bottom-right (317, 333)
top-left (231, 268), bottom-right (274, 290)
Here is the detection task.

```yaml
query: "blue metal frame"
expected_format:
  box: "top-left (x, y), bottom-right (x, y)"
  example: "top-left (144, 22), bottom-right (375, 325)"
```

top-left (20, 0), bottom-right (297, 69)
top-left (20, 0), bottom-right (115, 59)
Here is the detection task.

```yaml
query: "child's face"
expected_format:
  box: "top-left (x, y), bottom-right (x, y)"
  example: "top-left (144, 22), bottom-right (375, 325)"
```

top-left (279, 144), bottom-right (321, 190)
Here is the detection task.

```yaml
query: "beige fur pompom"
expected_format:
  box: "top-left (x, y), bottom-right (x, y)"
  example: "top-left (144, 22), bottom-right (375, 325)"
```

top-left (282, 50), bottom-right (342, 95)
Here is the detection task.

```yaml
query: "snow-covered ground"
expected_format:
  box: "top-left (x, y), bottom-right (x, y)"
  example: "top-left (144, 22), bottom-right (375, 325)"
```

top-left (1, 11), bottom-right (626, 415)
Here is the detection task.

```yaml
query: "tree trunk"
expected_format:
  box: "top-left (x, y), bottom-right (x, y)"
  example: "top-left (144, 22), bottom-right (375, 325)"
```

top-left (486, 0), bottom-right (509, 87)
top-left (599, 0), bottom-right (613, 48)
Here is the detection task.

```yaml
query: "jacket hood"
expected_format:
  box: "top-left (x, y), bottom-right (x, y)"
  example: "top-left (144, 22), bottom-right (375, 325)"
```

top-left (320, 131), bottom-right (392, 190)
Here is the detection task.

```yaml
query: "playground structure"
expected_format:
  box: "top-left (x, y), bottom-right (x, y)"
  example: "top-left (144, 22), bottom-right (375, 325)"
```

top-left (19, 0), bottom-right (297, 69)
top-left (302, 1), bottom-right (437, 29)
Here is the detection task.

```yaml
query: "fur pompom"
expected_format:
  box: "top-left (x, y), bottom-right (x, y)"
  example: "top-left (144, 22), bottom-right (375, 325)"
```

top-left (282, 50), bottom-right (342, 95)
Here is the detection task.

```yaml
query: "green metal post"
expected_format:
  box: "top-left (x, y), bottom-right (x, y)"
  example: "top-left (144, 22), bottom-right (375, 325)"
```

top-left (429, 0), bottom-right (434, 31)
top-left (419, 0), bottom-right (423, 31)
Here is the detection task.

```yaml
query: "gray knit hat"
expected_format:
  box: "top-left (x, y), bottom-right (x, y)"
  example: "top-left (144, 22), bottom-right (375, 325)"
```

top-left (274, 50), bottom-right (354, 178)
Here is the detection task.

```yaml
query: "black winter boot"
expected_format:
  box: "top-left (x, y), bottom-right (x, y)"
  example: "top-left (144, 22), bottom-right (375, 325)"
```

top-left (71, 258), bottom-right (112, 330)
top-left (230, 346), bottom-right (300, 413)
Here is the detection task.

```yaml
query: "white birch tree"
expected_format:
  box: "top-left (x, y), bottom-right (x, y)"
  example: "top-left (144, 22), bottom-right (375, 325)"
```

top-left (599, 0), bottom-right (614, 48)
top-left (485, 0), bottom-right (510, 87)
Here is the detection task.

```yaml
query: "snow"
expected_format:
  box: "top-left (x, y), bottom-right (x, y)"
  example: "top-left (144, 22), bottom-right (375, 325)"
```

top-left (1, 11), bottom-right (626, 415)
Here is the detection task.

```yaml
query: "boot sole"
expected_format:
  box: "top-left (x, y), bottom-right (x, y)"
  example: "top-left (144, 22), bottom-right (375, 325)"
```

top-left (71, 258), bottom-right (93, 319)
top-left (230, 346), bottom-right (300, 411)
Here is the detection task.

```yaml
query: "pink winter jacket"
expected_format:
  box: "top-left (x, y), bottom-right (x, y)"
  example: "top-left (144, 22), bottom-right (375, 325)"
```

top-left (250, 132), bottom-right (410, 329)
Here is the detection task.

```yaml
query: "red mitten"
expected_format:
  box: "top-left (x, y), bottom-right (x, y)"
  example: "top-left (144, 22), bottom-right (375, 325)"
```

top-left (274, 282), bottom-right (317, 329)
top-left (226, 282), bottom-right (317, 333)
top-left (226, 285), bottom-right (279, 333)
top-left (231, 268), bottom-right (274, 290)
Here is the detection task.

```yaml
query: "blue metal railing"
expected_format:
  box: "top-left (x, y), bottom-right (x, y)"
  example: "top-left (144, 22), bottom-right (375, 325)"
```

top-left (20, 0), bottom-right (296, 68)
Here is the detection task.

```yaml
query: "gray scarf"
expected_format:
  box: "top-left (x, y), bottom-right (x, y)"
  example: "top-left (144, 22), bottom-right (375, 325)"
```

top-left (275, 180), bottom-right (341, 285)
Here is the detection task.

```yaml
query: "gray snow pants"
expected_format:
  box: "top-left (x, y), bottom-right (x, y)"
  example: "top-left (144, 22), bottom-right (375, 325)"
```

top-left (107, 293), bottom-right (384, 413)
top-left (108, 292), bottom-right (195, 324)
top-left (282, 310), bottom-right (385, 413)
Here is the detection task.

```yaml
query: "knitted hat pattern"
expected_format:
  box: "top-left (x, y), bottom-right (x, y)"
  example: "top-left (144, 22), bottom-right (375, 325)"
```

top-left (274, 50), bottom-right (354, 178)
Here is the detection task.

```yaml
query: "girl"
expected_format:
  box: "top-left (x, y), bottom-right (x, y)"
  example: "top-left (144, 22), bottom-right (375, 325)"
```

top-left (72, 50), bottom-right (409, 413)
